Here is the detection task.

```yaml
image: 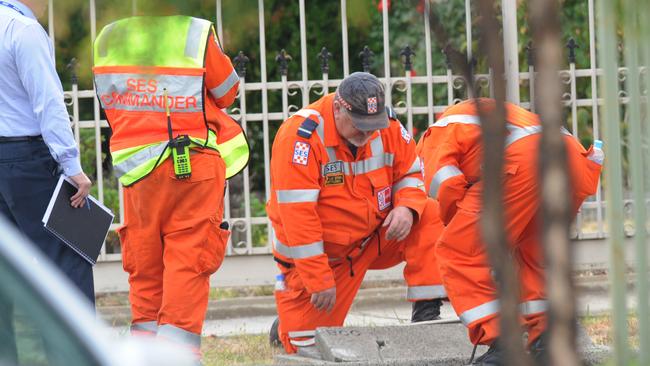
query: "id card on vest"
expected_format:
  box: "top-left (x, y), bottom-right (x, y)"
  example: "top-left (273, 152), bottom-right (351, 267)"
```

top-left (323, 161), bottom-right (344, 186)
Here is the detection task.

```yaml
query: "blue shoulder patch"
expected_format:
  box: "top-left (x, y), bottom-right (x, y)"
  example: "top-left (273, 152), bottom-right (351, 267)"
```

top-left (297, 118), bottom-right (318, 139)
top-left (386, 106), bottom-right (397, 120)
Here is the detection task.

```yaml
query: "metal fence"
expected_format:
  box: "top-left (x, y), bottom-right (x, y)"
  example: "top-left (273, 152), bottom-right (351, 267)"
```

top-left (51, 0), bottom-right (619, 262)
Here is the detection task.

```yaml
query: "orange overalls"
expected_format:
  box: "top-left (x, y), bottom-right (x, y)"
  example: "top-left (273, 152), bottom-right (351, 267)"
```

top-left (416, 99), bottom-right (602, 347)
top-left (110, 31), bottom-right (240, 350)
top-left (267, 93), bottom-right (444, 353)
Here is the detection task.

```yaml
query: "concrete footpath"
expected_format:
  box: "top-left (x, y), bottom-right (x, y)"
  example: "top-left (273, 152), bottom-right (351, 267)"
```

top-left (98, 274), bottom-right (631, 337)
top-left (93, 238), bottom-right (632, 293)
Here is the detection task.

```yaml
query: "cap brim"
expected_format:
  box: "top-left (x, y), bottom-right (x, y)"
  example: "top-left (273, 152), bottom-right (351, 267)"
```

top-left (348, 109), bottom-right (389, 131)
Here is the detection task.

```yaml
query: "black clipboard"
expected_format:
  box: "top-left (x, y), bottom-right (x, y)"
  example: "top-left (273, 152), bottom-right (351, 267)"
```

top-left (41, 176), bottom-right (114, 265)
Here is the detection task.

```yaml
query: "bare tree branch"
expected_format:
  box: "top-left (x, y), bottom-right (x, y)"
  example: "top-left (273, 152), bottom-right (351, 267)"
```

top-left (529, 0), bottom-right (581, 365)
top-left (427, 1), bottom-right (531, 364)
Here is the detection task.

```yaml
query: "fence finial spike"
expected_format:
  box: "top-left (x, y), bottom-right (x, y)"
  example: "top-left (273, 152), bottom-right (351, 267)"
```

top-left (275, 49), bottom-right (292, 77)
top-left (566, 38), bottom-right (578, 64)
top-left (234, 51), bottom-right (250, 78)
top-left (318, 47), bottom-right (332, 74)
top-left (400, 45), bottom-right (415, 72)
top-left (66, 58), bottom-right (78, 85)
top-left (359, 46), bottom-right (375, 73)
top-left (526, 41), bottom-right (535, 67)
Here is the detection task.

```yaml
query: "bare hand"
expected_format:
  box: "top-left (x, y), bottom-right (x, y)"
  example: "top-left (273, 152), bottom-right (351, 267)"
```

top-left (69, 172), bottom-right (92, 208)
top-left (311, 287), bottom-right (336, 313)
top-left (382, 206), bottom-right (414, 241)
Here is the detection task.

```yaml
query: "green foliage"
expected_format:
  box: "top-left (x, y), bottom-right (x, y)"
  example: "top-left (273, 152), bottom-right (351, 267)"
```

top-left (47, 0), bottom-right (614, 242)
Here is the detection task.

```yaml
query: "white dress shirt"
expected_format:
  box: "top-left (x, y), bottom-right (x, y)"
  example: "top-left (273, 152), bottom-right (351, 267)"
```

top-left (0, 0), bottom-right (82, 176)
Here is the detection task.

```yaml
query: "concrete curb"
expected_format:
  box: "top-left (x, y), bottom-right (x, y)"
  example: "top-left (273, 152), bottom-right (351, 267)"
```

top-left (98, 276), bottom-right (617, 325)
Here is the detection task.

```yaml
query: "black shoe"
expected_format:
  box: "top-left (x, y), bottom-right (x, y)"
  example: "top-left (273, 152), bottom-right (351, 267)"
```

top-left (528, 331), bottom-right (548, 366)
top-left (411, 299), bottom-right (442, 322)
top-left (269, 317), bottom-right (282, 348)
top-left (471, 341), bottom-right (504, 365)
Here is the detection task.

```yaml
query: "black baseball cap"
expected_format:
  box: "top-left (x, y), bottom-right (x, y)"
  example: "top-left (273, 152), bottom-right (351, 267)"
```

top-left (335, 72), bottom-right (389, 131)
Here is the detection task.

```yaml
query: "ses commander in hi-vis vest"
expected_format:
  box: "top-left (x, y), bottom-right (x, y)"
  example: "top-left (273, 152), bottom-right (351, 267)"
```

top-left (92, 15), bottom-right (249, 358)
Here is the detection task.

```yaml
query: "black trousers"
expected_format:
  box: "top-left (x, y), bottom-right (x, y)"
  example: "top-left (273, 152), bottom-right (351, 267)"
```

top-left (0, 140), bottom-right (95, 362)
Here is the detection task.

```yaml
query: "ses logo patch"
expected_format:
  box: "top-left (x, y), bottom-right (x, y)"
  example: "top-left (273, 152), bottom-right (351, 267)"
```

top-left (292, 141), bottom-right (310, 165)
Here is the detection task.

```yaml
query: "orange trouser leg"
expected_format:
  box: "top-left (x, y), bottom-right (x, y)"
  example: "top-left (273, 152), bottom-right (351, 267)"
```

top-left (120, 153), bottom-right (228, 347)
top-left (403, 199), bottom-right (445, 301)
top-left (369, 199), bottom-right (445, 301)
top-left (436, 202), bottom-right (499, 345)
top-left (277, 231), bottom-right (404, 353)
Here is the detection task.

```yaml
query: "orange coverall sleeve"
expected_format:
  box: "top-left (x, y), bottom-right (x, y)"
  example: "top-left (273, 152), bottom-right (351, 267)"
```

top-left (270, 124), bottom-right (334, 294)
top-left (428, 124), bottom-right (480, 224)
top-left (205, 30), bottom-right (239, 108)
top-left (391, 123), bottom-right (428, 220)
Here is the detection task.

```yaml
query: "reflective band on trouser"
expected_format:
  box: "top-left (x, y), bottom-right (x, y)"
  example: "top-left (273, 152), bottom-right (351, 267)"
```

top-left (407, 285), bottom-right (447, 300)
top-left (113, 142), bottom-right (170, 185)
top-left (406, 157), bottom-right (422, 175)
top-left (290, 338), bottom-right (316, 347)
top-left (94, 73), bottom-right (203, 113)
top-left (209, 69), bottom-right (240, 99)
top-left (215, 132), bottom-right (249, 179)
top-left (428, 165), bottom-right (463, 199)
top-left (433, 114), bottom-right (481, 127)
top-left (131, 321), bottom-right (158, 334)
top-left (520, 299), bottom-right (548, 316)
top-left (276, 189), bottom-right (320, 203)
top-left (351, 153), bottom-right (395, 174)
top-left (393, 177), bottom-right (425, 193)
top-left (459, 299), bottom-right (500, 326)
top-left (273, 233), bottom-right (324, 259)
top-left (288, 330), bottom-right (316, 338)
top-left (157, 324), bottom-right (201, 349)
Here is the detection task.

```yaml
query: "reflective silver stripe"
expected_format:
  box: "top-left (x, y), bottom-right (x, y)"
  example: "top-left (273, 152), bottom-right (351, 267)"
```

top-left (276, 189), bottom-right (320, 203)
top-left (520, 300), bottom-right (548, 316)
top-left (95, 74), bottom-right (203, 113)
top-left (351, 153), bottom-right (395, 174)
top-left (406, 285), bottom-right (447, 300)
top-left (325, 147), bottom-right (338, 163)
top-left (96, 22), bottom-right (116, 58)
top-left (209, 70), bottom-right (239, 99)
top-left (505, 125), bottom-right (542, 147)
top-left (290, 338), bottom-right (316, 347)
top-left (406, 157), bottom-right (422, 175)
top-left (393, 177), bottom-right (425, 193)
top-left (288, 330), bottom-right (316, 338)
top-left (273, 233), bottom-right (324, 259)
top-left (459, 300), bottom-right (500, 326)
top-left (113, 143), bottom-right (169, 178)
top-left (131, 321), bottom-right (158, 333)
top-left (370, 135), bottom-right (384, 156)
top-left (157, 324), bottom-right (201, 348)
top-left (184, 17), bottom-right (205, 59)
top-left (433, 114), bottom-right (481, 127)
top-left (428, 165), bottom-right (463, 199)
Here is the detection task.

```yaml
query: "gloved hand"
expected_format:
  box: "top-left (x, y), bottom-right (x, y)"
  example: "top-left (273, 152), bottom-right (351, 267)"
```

top-left (311, 286), bottom-right (336, 313)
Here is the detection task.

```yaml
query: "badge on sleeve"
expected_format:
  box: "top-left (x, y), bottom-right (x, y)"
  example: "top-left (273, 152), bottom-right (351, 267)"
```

top-left (400, 124), bottom-right (411, 143)
top-left (292, 141), bottom-right (310, 166)
top-left (377, 186), bottom-right (392, 211)
top-left (324, 161), bottom-right (345, 186)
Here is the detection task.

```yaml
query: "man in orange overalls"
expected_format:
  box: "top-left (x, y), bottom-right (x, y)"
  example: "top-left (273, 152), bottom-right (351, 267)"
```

top-left (266, 72), bottom-right (446, 354)
top-left (416, 99), bottom-right (602, 365)
top-left (93, 16), bottom-right (249, 359)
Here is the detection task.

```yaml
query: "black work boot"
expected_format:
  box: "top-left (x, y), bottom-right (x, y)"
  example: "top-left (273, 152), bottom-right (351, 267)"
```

top-left (269, 317), bottom-right (282, 348)
top-left (411, 299), bottom-right (442, 322)
top-left (528, 331), bottom-right (548, 366)
top-left (471, 340), bottom-right (504, 365)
